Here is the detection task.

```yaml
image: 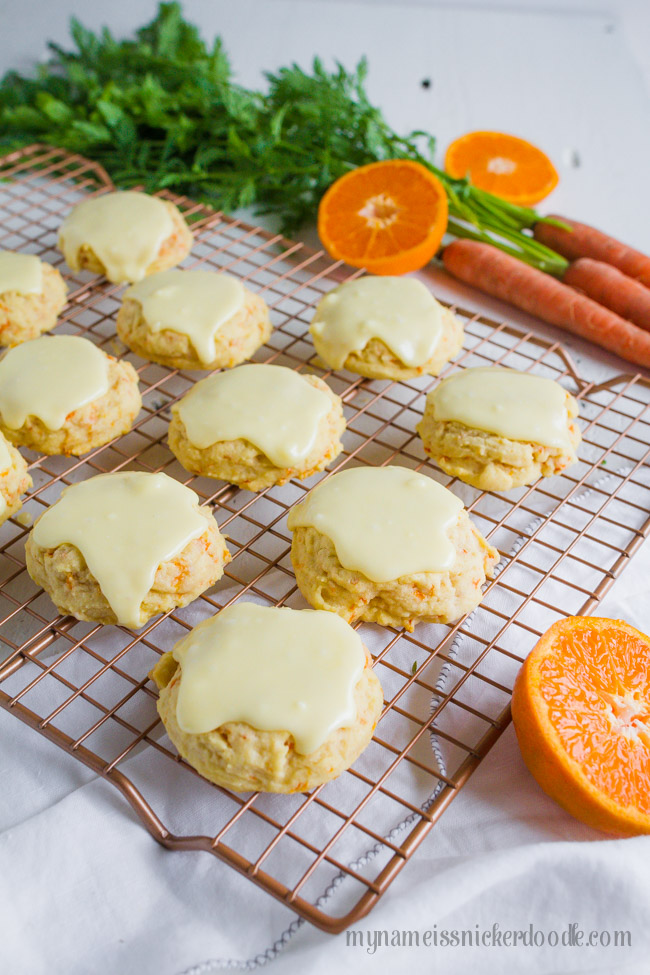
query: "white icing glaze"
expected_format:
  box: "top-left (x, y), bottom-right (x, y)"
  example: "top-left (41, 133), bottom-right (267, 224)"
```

top-left (429, 367), bottom-right (575, 448)
top-left (0, 252), bottom-right (42, 295)
top-left (177, 364), bottom-right (333, 466)
top-left (0, 335), bottom-right (109, 431)
top-left (32, 472), bottom-right (209, 628)
top-left (124, 269), bottom-right (246, 366)
top-left (58, 192), bottom-right (174, 283)
top-left (172, 602), bottom-right (366, 755)
top-left (310, 276), bottom-right (444, 369)
top-left (287, 465), bottom-right (463, 582)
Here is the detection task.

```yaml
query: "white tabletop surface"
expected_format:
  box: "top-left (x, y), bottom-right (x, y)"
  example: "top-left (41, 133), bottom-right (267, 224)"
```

top-left (1, 2), bottom-right (650, 974)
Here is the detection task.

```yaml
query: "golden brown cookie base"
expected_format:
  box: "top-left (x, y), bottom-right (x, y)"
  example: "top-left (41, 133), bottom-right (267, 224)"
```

top-left (416, 409), bottom-right (581, 492)
top-left (116, 288), bottom-right (272, 371)
top-left (290, 515), bottom-right (498, 631)
top-left (314, 308), bottom-right (464, 380)
top-left (168, 375), bottom-right (345, 490)
top-left (0, 437), bottom-right (32, 526)
top-left (152, 649), bottom-right (383, 793)
top-left (25, 510), bottom-right (230, 627)
top-left (0, 356), bottom-right (141, 457)
top-left (0, 262), bottom-right (68, 347)
top-left (61, 199), bottom-right (193, 283)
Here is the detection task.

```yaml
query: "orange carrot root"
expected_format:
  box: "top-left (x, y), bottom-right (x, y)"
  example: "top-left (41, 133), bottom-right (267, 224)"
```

top-left (534, 216), bottom-right (650, 288)
top-left (563, 258), bottom-right (650, 333)
top-left (442, 239), bottom-right (650, 369)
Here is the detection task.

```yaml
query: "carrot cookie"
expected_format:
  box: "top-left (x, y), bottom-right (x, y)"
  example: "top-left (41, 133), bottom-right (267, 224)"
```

top-left (25, 471), bottom-right (230, 628)
top-left (116, 269), bottom-right (271, 371)
top-left (417, 367), bottom-right (581, 491)
top-left (309, 276), bottom-right (463, 380)
top-left (0, 432), bottom-right (31, 526)
top-left (168, 363), bottom-right (345, 491)
top-left (288, 465), bottom-right (498, 631)
top-left (151, 602), bottom-right (383, 792)
top-left (0, 335), bottom-right (141, 456)
top-left (58, 191), bottom-right (193, 284)
top-left (0, 251), bottom-right (67, 346)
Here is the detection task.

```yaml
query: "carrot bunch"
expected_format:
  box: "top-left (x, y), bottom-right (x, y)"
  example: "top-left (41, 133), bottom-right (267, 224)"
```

top-left (314, 122), bottom-right (650, 368)
top-left (443, 218), bottom-right (650, 370)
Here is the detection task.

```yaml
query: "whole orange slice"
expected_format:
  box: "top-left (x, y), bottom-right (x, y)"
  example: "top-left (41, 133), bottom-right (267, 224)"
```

top-left (512, 616), bottom-right (650, 836)
top-left (317, 159), bottom-right (448, 275)
top-left (445, 131), bottom-right (559, 206)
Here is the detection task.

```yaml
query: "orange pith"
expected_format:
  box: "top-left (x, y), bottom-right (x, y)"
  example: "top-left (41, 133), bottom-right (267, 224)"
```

top-left (511, 617), bottom-right (650, 836)
top-left (444, 131), bottom-right (559, 206)
top-left (317, 160), bottom-right (448, 276)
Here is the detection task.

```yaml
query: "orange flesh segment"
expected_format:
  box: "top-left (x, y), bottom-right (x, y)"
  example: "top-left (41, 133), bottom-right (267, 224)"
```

top-left (539, 623), bottom-right (650, 812)
top-left (512, 616), bottom-right (650, 836)
top-left (317, 159), bottom-right (448, 275)
top-left (444, 130), bottom-right (559, 206)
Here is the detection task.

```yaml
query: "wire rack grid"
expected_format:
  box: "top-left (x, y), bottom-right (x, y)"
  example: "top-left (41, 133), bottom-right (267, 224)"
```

top-left (1, 144), bottom-right (649, 934)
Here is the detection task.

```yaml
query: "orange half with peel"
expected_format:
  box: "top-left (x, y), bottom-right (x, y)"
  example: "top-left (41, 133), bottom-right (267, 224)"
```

top-left (512, 616), bottom-right (650, 836)
top-left (317, 159), bottom-right (448, 275)
top-left (445, 130), bottom-right (559, 206)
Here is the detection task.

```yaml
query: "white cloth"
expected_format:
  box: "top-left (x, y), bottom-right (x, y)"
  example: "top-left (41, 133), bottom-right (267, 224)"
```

top-left (2, 458), bottom-right (649, 975)
top-left (2, 572), bottom-right (650, 975)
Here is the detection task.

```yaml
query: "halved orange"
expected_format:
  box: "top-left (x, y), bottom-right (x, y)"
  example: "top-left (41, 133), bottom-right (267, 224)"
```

top-left (445, 131), bottom-right (559, 206)
top-left (317, 159), bottom-right (448, 275)
top-left (512, 616), bottom-right (650, 836)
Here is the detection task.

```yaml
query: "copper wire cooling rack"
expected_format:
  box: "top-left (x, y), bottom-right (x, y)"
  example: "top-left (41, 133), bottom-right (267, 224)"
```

top-left (1, 144), bottom-right (650, 934)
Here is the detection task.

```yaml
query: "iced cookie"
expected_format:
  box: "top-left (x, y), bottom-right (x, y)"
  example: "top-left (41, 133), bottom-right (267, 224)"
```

top-left (0, 431), bottom-right (31, 526)
top-left (25, 471), bottom-right (230, 628)
top-left (309, 276), bottom-right (463, 380)
top-left (0, 251), bottom-right (67, 346)
top-left (0, 335), bottom-right (141, 456)
top-left (417, 367), bottom-right (581, 491)
top-left (168, 363), bottom-right (345, 490)
top-left (288, 465), bottom-right (498, 631)
top-left (116, 269), bottom-right (271, 371)
top-left (151, 602), bottom-right (383, 793)
top-left (58, 191), bottom-right (193, 284)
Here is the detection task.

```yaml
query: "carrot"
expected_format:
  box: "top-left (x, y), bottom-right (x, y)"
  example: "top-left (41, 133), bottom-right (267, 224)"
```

top-left (563, 258), bottom-right (650, 333)
top-left (442, 239), bottom-right (650, 369)
top-left (534, 216), bottom-right (650, 287)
